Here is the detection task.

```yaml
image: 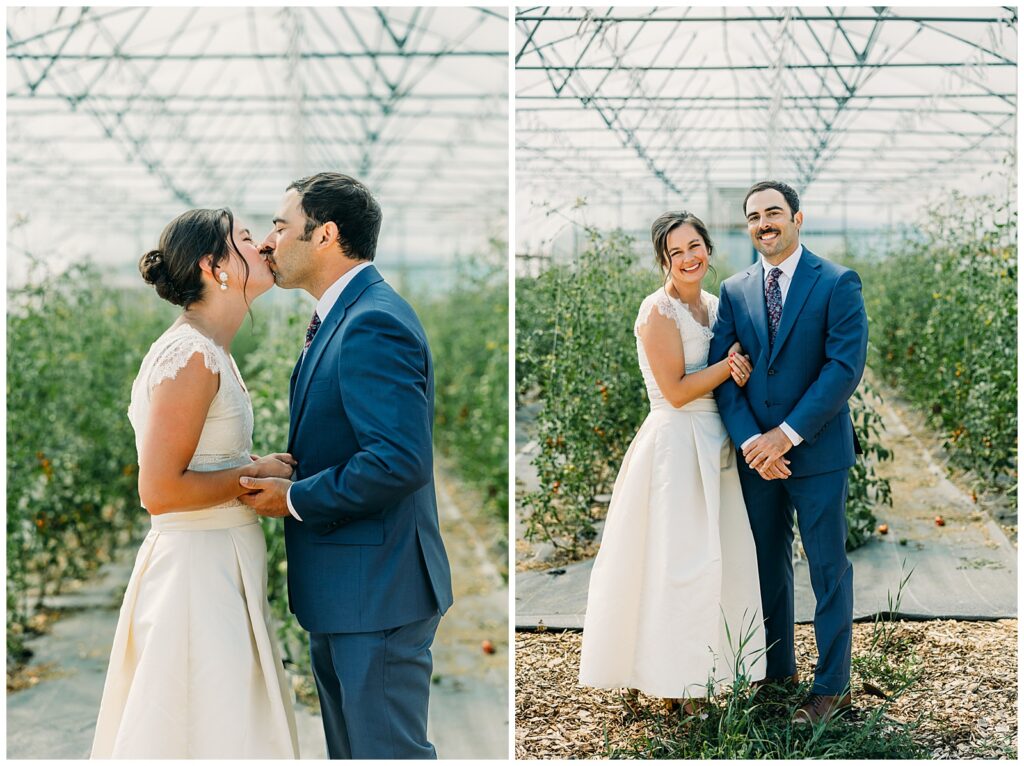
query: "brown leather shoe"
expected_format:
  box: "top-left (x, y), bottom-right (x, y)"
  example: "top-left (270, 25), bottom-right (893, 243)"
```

top-left (792, 692), bottom-right (852, 725)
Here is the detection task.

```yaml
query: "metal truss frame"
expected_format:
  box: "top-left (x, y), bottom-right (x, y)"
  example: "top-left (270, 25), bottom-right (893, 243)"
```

top-left (7, 6), bottom-right (509, 249)
top-left (515, 5), bottom-right (1017, 219)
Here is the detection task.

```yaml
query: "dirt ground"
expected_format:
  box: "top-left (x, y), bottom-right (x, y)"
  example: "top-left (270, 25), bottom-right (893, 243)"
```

top-left (868, 377), bottom-right (1017, 545)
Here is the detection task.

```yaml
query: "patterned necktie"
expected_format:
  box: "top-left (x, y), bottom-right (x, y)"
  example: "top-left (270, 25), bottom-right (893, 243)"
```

top-left (303, 311), bottom-right (321, 357)
top-left (765, 268), bottom-right (783, 346)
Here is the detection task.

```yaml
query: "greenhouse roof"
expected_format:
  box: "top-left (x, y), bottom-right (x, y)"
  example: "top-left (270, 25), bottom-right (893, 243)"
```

top-left (515, 5), bottom-right (1016, 250)
top-left (7, 6), bottom-right (509, 282)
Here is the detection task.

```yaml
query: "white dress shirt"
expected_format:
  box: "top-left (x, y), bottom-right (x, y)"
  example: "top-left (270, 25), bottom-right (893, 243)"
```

top-left (286, 261), bottom-right (373, 520)
top-left (740, 243), bottom-right (804, 453)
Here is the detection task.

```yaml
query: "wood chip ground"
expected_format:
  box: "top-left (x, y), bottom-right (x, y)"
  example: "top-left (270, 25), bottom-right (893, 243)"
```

top-left (515, 619), bottom-right (1017, 759)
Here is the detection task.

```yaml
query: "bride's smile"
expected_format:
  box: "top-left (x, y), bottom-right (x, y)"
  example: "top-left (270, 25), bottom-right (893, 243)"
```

top-left (664, 222), bottom-right (710, 294)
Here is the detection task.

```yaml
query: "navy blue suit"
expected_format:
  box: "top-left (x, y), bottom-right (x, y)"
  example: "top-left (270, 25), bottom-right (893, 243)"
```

top-left (285, 264), bottom-right (453, 758)
top-left (709, 247), bottom-right (867, 695)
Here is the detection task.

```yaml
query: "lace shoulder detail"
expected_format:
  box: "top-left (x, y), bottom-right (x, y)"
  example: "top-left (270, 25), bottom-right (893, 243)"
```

top-left (147, 325), bottom-right (225, 392)
top-left (634, 290), bottom-right (684, 338)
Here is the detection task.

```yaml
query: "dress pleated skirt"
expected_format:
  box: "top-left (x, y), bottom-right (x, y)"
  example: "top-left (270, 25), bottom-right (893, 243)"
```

top-left (579, 397), bottom-right (767, 698)
top-left (91, 505), bottom-right (300, 759)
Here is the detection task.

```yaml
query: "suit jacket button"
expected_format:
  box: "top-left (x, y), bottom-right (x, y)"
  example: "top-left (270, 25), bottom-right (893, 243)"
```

top-left (764, 400), bottom-right (771, 407)
top-left (768, 369), bottom-right (776, 376)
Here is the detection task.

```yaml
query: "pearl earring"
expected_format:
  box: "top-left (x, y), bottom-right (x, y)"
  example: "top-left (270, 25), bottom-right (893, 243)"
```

top-left (219, 272), bottom-right (229, 291)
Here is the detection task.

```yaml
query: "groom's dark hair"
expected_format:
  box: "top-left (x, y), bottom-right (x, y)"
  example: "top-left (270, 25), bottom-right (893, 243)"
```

top-left (288, 172), bottom-right (382, 261)
top-left (743, 180), bottom-right (800, 218)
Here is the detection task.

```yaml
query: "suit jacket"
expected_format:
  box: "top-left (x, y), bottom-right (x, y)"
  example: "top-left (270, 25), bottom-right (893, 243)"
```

top-left (284, 264), bottom-right (454, 634)
top-left (709, 248), bottom-right (868, 477)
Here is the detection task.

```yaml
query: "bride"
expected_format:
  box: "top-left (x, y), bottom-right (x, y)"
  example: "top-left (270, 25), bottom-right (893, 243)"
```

top-left (579, 211), bottom-right (768, 713)
top-left (91, 208), bottom-right (300, 758)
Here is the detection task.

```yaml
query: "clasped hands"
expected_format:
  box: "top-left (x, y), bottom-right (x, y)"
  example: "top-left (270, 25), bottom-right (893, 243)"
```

top-left (743, 428), bottom-right (793, 481)
top-left (725, 342), bottom-right (792, 481)
top-left (237, 452), bottom-right (295, 517)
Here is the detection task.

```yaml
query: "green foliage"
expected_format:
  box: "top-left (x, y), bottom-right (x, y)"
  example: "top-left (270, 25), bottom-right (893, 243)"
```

top-left (613, 660), bottom-right (924, 760)
top-left (416, 252), bottom-right (509, 524)
top-left (516, 230), bottom-right (655, 551)
top-left (852, 563), bottom-right (922, 692)
top-left (7, 265), bottom-right (172, 661)
top-left (862, 194), bottom-right (1017, 499)
top-left (516, 227), bottom-right (890, 554)
top-left (846, 382), bottom-right (893, 551)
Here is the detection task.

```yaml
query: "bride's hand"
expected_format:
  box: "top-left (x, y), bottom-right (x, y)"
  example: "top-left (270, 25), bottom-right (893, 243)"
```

top-left (249, 453), bottom-right (297, 480)
top-left (729, 352), bottom-right (753, 387)
top-left (728, 341), bottom-right (743, 357)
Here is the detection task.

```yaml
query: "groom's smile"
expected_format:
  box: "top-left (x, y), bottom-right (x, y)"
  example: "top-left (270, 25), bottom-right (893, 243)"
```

top-left (745, 188), bottom-right (803, 263)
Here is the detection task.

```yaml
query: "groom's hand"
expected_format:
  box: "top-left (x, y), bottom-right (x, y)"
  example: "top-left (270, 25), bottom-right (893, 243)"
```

top-left (238, 476), bottom-right (292, 517)
top-left (756, 456), bottom-right (792, 481)
top-left (743, 427), bottom-right (794, 472)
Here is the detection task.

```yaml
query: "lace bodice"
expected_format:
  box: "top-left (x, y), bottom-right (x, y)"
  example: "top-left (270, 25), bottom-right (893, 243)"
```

top-left (634, 288), bottom-right (719, 408)
top-left (128, 324), bottom-right (254, 508)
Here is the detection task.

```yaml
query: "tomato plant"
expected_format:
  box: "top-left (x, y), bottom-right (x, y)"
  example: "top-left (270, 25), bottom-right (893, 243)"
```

top-left (862, 194), bottom-right (1016, 499)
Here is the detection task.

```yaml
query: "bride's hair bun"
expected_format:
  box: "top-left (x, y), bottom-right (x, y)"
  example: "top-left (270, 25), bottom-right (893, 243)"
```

top-left (138, 247), bottom-right (186, 305)
top-left (139, 249), bottom-right (166, 283)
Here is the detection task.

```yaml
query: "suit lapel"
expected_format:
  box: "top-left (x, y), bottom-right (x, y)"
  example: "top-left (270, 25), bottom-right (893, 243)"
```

top-left (288, 264), bottom-right (384, 440)
top-left (768, 250), bottom-right (821, 366)
top-left (740, 263), bottom-right (770, 357)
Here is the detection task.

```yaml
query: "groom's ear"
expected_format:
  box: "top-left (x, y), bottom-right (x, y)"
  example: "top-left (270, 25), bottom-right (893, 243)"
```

top-left (793, 210), bottom-right (804, 229)
top-left (319, 221), bottom-right (341, 252)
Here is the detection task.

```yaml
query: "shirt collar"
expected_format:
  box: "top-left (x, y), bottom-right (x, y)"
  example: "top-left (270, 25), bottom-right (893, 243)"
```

top-left (761, 243), bottom-right (803, 281)
top-left (315, 261), bottom-right (373, 321)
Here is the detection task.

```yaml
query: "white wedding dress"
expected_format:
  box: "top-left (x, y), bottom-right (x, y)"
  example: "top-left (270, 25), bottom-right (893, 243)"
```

top-left (91, 324), bottom-right (299, 759)
top-left (579, 289), bottom-right (767, 698)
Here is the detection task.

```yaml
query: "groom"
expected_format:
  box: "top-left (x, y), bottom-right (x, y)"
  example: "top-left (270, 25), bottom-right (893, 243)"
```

top-left (709, 181), bottom-right (868, 725)
top-left (240, 172), bottom-right (453, 758)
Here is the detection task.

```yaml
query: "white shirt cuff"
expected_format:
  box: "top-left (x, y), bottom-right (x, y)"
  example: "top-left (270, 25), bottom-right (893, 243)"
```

top-left (286, 486), bottom-right (302, 521)
top-left (740, 434), bottom-right (761, 451)
top-left (780, 421), bottom-right (803, 447)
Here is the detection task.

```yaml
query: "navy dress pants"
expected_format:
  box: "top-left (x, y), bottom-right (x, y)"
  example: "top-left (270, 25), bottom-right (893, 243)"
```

top-left (737, 463), bottom-right (854, 696)
top-left (309, 612), bottom-right (442, 759)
